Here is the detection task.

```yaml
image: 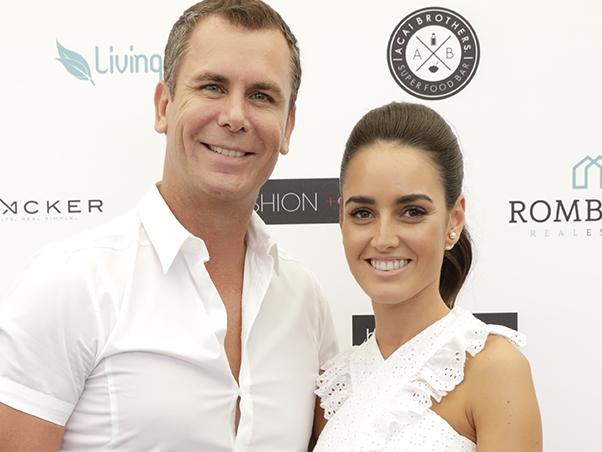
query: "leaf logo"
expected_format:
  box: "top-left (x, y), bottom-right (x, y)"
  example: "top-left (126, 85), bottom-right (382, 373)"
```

top-left (56, 40), bottom-right (95, 86)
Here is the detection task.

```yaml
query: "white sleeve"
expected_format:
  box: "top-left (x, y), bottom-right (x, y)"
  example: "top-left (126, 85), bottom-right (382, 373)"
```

top-left (0, 249), bottom-right (102, 425)
top-left (313, 279), bottom-right (339, 368)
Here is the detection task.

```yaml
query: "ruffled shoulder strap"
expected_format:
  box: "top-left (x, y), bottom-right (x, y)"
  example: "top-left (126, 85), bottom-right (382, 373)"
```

top-left (315, 347), bottom-right (355, 420)
top-left (314, 308), bottom-right (528, 451)
top-left (386, 307), bottom-right (527, 428)
top-left (458, 307), bottom-right (526, 357)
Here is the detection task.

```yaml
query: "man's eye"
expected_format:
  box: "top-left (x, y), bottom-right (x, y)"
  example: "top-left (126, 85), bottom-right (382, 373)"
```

top-left (203, 84), bottom-right (222, 93)
top-left (251, 92), bottom-right (272, 102)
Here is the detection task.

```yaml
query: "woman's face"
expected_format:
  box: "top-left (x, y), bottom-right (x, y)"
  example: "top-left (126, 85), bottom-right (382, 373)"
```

top-left (340, 141), bottom-right (464, 307)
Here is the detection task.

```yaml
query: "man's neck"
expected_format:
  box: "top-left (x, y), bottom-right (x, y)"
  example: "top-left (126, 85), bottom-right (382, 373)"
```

top-left (158, 183), bottom-right (254, 254)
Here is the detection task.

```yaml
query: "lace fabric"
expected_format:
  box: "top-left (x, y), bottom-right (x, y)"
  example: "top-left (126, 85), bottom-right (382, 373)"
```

top-left (314, 307), bottom-right (526, 452)
top-left (315, 348), bottom-right (355, 419)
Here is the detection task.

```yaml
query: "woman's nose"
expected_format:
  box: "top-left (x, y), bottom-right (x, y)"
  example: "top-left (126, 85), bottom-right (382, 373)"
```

top-left (371, 219), bottom-right (399, 251)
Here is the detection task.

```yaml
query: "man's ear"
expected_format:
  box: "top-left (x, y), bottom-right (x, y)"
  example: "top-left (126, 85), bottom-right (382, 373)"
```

top-left (154, 81), bottom-right (170, 134)
top-left (279, 106), bottom-right (296, 155)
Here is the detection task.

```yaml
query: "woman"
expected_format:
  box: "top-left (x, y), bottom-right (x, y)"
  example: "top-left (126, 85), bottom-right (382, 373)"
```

top-left (313, 102), bottom-right (542, 451)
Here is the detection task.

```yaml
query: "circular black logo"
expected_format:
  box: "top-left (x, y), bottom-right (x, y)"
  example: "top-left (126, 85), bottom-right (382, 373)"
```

top-left (387, 7), bottom-right (480, 100)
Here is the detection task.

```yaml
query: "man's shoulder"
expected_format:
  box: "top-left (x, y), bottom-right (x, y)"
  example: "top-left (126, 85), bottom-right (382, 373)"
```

top-left (42, 210), bottom-right (141, 259)
top-left (2, 211), bottom-right (143, 320)
top-left (276, 247), bottom-right (315, 276)
top-left (22, 210), bottom-right (142, 285)
top-left (273, 246), bottom-right (326, 294)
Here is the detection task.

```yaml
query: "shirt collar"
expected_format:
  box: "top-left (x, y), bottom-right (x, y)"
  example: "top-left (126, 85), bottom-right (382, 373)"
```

top-left (137, 185), bottom-right (200, 274)
top-left (137, 185), bottom-right (279, 275)
top-left (248, 209), bottom-right (280, 274)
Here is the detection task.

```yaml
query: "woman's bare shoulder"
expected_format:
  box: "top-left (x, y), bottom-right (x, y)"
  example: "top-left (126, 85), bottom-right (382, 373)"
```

top-left (469, 334), bottom-right (530, 376)
top-left (463, 333), bottom-right (542, 452)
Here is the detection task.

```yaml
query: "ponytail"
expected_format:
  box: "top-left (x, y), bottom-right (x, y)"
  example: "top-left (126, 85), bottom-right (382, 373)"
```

top-left (440, 227), bottom-right (472, 308)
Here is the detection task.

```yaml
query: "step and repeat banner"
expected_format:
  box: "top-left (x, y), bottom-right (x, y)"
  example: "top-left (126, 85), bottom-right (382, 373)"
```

top-left (1, 1), bottom-right (600, 450)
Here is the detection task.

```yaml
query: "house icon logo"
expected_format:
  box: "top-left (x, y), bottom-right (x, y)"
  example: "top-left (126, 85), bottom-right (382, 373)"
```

top-left (572, 155), bottom-right (602, 189)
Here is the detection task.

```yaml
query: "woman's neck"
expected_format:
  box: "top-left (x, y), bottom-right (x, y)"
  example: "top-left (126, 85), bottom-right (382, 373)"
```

top-left (372, 292), bottom-right (450, 359)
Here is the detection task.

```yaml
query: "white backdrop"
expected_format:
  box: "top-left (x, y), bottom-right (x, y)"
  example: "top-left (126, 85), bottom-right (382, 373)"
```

top-left (1, 1), bottom-right (600, 450)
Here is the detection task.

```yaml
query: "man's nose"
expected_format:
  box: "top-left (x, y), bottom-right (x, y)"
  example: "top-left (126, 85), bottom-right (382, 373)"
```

top-left (217, 94), bottom-right (250, 133)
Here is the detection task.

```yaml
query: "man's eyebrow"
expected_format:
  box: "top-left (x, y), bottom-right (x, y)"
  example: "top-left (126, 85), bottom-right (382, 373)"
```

top-left (189, 73), bottom-right (285, 97)
top-left (249, 81), bottom-right (284, 98)
top-left (190, 72), bottom-right (228, 84)
top-left (344, 193), bottom-right (433, 207)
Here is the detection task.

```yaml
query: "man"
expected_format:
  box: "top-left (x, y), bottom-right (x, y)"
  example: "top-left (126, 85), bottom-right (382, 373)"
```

top-left (0, 1), bottom-right (338, 450)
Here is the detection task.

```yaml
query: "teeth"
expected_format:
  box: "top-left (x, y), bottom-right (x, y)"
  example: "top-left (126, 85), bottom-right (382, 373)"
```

top-left (208, 144), bottom-right (246, 158)
top-left (369, 259), bottom-right (409, 271)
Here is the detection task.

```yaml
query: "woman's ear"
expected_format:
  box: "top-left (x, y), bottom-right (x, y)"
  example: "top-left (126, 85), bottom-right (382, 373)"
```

top-left (449, 195), bottom-right (466, 235)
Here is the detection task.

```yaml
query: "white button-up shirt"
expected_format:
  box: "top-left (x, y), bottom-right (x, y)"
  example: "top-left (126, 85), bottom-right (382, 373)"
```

top-left (0, 186), bottom-right (338, 452)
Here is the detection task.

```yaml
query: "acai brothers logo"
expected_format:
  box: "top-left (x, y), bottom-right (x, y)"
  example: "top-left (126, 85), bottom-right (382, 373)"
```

top-left (56, 40), bottom-right (163, 86)
top-left (508, 155), bottom-right (602, 238)
top-left (387, 7), bottom-right (479, 100)
top-left (0, 198), bottom-right (104, 223)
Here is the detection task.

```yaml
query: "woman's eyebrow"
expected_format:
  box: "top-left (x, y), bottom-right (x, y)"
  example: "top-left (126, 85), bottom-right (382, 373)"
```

top-left (344, 193), bottom-right (433, 207)
top-left (394, 194), bottom-right (433, 204)
top-left (344, 195), bottom-right (374, 206)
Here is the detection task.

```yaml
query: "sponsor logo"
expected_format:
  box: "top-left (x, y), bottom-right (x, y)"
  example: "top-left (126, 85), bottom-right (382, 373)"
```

top-left (387, 7), bottom-right (479, 100)
top-left (56, 40), bottom-right (163, 86)
top-left (0, 198), bottom-right (104, 223)
top-left (255, 178), bottom-right (340, 224)
top-left (508, 156), bottom-right (601, 238)
top-left (572, 155), bottom-right (602, 189)
top-left (352, 315), bottom-right (376, 346)
top-left (3, 177), bottom-right (340, 225)
top-left (352, 312), bottom-right (518, 346)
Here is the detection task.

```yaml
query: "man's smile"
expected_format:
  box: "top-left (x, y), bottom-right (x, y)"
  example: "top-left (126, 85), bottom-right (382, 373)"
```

top-left (204, 143), bottom-right (253, 158)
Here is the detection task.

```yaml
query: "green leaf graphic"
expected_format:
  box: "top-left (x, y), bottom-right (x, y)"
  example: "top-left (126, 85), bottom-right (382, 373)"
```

top-left (56, 40), bottom-right (95, 86)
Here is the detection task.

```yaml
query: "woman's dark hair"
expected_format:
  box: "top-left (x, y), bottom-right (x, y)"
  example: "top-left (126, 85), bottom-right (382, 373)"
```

top-left (340, 102), bottom-right (472, 308)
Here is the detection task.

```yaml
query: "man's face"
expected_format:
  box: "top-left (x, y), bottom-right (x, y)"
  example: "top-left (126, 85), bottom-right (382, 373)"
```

top-left (154, 15), bottom-right (295, 206)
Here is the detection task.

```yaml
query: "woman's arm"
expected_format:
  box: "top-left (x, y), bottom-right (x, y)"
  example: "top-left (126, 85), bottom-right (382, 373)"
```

top-left (308, 395), bottom-right (327, 451)
top-left (469, 335), bottom-right (542, 452)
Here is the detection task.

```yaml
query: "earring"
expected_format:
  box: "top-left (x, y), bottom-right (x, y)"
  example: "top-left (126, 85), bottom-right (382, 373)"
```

top-left (446, 231), bottom-right (458, 251)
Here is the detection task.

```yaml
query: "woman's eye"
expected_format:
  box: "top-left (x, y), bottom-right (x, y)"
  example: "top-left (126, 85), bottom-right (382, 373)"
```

top-left (350, 209), bottom-right (373, 220)
top-left (404, 207), bottom-right (426, 218)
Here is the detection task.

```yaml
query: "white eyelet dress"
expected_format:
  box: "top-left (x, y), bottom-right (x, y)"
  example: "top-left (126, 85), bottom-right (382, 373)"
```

top-left (313, 307), bottom-right (525, 452)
